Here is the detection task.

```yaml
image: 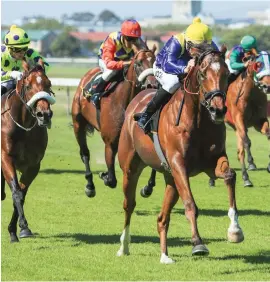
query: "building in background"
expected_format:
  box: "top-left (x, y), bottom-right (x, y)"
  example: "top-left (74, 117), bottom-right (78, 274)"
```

top-left (1, 29), bottom-right (57, 56)
top-left (248, 8), bottom-right (270, 25)
top-left (140, 0), bottom-right (214, 28)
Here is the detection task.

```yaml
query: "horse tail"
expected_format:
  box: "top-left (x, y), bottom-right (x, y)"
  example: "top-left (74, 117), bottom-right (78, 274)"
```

top-left (85, 123), bottom-right (95, 136)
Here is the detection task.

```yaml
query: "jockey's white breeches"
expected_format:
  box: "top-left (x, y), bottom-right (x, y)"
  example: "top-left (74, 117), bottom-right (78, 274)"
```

top-left (153, 62), bottom-right (180, 94)
top-left (98, 59), bottom-right (121, 82)
top-left (1, 79), bottom-right (16, 90)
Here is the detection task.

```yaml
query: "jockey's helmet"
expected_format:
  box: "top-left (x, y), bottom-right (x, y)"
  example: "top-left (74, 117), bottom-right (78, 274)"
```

top-left (185, 17), bottom-right (212, 45)
top-left (240, 35), bottom-right (257, 52)
top-left (121, 19), bottom-right (141, 38)
top-left (4, 25), bottom-right (30, 48)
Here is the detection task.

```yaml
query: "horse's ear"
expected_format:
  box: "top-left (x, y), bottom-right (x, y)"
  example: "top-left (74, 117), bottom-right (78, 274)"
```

top-left (220, 44), bottom-right (227, 59)
top-left (38, 58), bottom-right (45, 70)
top-left (151, 44), bottom-right (157, 55)
top-left (22, 59), bottom-right (29, 73)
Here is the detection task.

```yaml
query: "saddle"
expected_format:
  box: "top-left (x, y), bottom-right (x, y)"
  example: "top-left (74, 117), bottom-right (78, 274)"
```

top-left (83, 70), bottom-right (124, 103)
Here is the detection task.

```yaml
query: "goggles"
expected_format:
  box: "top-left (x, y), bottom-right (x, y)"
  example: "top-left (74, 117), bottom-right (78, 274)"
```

top-left (10, 47), bottom-right (28, 53)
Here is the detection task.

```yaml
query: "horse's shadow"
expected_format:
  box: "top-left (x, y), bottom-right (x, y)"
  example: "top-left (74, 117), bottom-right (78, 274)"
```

top-left (46, 233), bottom-right (223, 247)
top-left (39, 169), bottom-right (103, 175)
top-left (136, 208), bottom-right (270, 217)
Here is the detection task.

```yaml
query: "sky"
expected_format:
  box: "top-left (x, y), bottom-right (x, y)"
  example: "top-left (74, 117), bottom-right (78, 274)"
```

top-left (1, 0), bottom-right (270, 25)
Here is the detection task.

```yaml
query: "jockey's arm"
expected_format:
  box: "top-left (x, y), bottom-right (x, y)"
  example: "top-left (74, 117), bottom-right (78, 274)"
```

top-left (162, 37), bottom-right (187, 75)
top-left (102, 37), bottom-right (124, 70)
top-left (229, 49), bottom-right (245, 71)
top-left (26, 48), bottom-right (50, 73)
top-left (1, 50), bottom-right (14, 81)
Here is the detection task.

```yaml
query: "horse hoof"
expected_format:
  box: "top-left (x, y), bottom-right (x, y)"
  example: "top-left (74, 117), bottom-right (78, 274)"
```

top-left (267, 164), bottom-right (270, 173)
top-left (10, 232), bottom-right (19, 243)
top-left (209, 179), bottom-right (215, 188)
top-left (99, 172), bottom-right (116, 188)
top-left (228, 229), bottom-right (244, 243)
top-left (247, 163), bottom-right (257, 171)
top-left (85, 187), bottom-right (96, 198)
top-left (19, 228), bottom-right (33, 238)
top-left (160, 253), bottom-right (175, 264)
top-left (116, 249), bottom-right (130, 257)
top-left (140, 186), bottom-right (153, 198)
top-left (192, 244), bottom-right (209, 256)
top-left (244, 180), bottom-right (253, 187)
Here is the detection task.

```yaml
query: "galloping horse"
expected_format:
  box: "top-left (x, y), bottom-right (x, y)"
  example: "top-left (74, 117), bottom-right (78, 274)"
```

top-left (117, 48), bottom-right (244, 263)
top-left (72, 43), bottom-right (157, 198)
top-left (210, 52), bottom-right (270, 187)
top-left (1, 60), bottom-right (55, 243)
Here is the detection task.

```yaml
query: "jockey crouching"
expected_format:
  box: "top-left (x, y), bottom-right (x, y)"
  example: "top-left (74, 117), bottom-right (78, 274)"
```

top-left (1, 25), bottom-right (49, 96)
top-left (90, 19), bottom-right (144, 109)
top-left (135, 17), bottom-right (219, 133)
top-left (226, 35), bottom-right (259, 85)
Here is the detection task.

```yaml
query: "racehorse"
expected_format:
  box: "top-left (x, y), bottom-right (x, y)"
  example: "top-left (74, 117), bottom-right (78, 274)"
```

top-left (1, 60), bottom-right (55, 243)
top-left (72, 43), bottom-right (157, 198)
top-left (210, 52), bottom-right (270, 188)
top-left (116, 47), bottom-right (244, 264)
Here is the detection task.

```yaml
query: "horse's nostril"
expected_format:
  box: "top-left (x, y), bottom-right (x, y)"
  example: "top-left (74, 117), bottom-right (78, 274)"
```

top-left (209, 106), bottom-right (215, 113)
top-left (36, 111), bottom-right (43, 118)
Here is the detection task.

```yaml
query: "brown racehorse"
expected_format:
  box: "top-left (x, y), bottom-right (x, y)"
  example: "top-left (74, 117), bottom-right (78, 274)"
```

top-left (72, 44), bottom-right (157, 198)
top-left (210, 56), bottom-right (270, 188)
top-left (1, 61), bottom-right (55, 243)
top-left (116, 48), bottom-right (244, 264)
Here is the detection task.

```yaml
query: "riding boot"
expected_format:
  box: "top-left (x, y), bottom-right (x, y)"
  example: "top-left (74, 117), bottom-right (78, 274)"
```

top-left (1, 85), bottom-right (7, 96)
top-left (91, 77), bottom-right (107, 109)
top-left (136, 88), bottom-right (170, 133)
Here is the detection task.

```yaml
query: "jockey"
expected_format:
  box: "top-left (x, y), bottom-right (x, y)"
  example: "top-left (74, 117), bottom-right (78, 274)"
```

top-left (226, 35), bottom-right (259, 84)
top-left (136, 17), bottom-right (219, 132)
top-left (1, 25), bottom-right (49, 96)
top-left (90, 19), bottom-right (144, 108)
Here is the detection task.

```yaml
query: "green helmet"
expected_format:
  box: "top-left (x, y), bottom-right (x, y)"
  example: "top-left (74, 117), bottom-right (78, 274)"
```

top-left (240, 35), bottom-right (257, 51)
top-left (4, 25), bottom-right (30, 48)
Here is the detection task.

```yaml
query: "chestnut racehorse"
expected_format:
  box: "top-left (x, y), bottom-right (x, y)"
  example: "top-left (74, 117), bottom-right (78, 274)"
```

top-left (72, 44), bottom-right (157, 198)
top-left (210, 53), bottom-right (270, 188)
top-left (1, 61), bottom-right (55, 243)
top-left (117, 48), bottom-right (244, 264)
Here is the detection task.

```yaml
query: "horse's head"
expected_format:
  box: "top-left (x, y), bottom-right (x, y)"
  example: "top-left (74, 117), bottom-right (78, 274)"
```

top-left (195, 48), bottom-right (229, 124)
top-left (125, 43), bottom-right (157, 90)
top-left (253, 52), bottom-right (270, 94)
top-left (16, 60), bottom-right (55, 127)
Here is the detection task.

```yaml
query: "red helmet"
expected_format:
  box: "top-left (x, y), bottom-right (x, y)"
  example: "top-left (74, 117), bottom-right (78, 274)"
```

top-left (121, 19), bottom-right (141, 38)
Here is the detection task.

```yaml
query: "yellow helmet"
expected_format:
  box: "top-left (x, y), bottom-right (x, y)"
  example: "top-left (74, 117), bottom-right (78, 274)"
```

top-left (185, 17), bottom-right (212, 44)
top-left (4, 25), bottom-right (30, 48)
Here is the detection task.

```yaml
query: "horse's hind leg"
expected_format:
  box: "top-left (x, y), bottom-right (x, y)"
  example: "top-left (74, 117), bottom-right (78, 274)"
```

top-left (99, 142), bottom-right (117, 188)
top-left (254, 118), bottom-right (270, 172)
top-left (1, 169), bottom-right (6, 201)
top-left (73, 113), bottom-right (95, 197)
top-left (140, 169), bottom-right (156, 198)
top-left (158, 173), bottom-right (179, 264)
top-left (214, 155), bottom-right (244, 243)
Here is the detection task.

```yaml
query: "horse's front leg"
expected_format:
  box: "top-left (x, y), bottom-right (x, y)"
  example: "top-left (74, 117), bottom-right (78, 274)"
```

top-left (214, 155), bottom-right (244, 243)
top-left (235, 117), bottom-right (253, 187)
top-left (2, 153), bottom-right (29, 243)
top-left (171, 155), bottom-right (209, 256)
top-left (254, 118), bottom-right (270, 173)
top-left (158, 173), bottom-right (179, 264)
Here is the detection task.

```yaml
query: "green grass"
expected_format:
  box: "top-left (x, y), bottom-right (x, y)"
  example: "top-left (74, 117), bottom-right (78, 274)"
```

top-left (47, 64), bottom-right (97, 78)
top-left (1, 89), bottom-right (270, 281)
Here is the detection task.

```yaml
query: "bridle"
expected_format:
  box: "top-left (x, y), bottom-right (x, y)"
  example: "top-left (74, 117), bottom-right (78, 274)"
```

top-left (6, 65), bottom-right (55, 131)
top-left (124, 49), bottom-right (157, 89)
top-left (183, 49), bottom-right (227, 110)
